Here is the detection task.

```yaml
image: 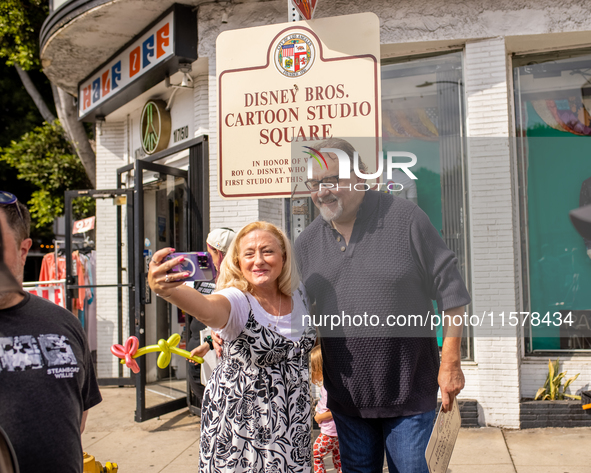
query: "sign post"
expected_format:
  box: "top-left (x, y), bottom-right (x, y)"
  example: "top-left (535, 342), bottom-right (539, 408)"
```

top-left (291, 0), bottom-right (318, 20)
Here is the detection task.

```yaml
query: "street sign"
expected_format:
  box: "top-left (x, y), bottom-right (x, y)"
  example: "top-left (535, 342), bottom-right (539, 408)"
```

top-left (292, 0), bottom-right (318, 20)
top-left (216, 13), bottom-right (381, 199)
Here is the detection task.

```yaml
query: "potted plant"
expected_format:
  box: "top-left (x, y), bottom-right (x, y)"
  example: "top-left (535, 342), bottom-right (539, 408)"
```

top-left (534, 358), bottom-right (581, 401)
top-left (520, 359), bottom-right (590, 428)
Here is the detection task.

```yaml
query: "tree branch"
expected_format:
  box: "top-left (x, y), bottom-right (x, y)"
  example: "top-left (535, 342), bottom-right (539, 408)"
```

top-left (15, 65), bottom-right (56, 123)
top-left (51, 85), bottom-right (96, 188)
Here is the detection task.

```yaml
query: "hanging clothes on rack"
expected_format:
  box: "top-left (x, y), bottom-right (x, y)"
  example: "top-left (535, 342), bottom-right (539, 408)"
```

top-left (35, 253), bottom-right (67, 308)
top-left (72, 251), bottom-right (86, 311)
top-left (73, 249), bottom-right (97, 352)
top-left (85, 250), bottom-right (97, 353)
top-left (38, 246), bottom-right (97, 351)
top-left (39, 253), bottom-right (66, 282)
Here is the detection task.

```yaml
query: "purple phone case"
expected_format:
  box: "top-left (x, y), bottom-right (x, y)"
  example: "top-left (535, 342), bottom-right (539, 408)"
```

top-left (164, 252), bottom-right (217, 282)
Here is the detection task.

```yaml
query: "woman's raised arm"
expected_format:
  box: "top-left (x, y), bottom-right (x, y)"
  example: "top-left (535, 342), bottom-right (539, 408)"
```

top-left (148, 247), bottom-right (231, 328)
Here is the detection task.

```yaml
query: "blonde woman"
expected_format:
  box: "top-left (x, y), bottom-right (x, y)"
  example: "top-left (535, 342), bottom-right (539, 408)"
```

top-left (148, 222), bottom-right (315, 473)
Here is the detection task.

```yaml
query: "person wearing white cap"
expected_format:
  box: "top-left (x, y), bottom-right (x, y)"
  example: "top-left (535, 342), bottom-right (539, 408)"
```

top-left (186, 228), bottom-right (236, 405)
top-left (206, 227), bottom-right (236, 264)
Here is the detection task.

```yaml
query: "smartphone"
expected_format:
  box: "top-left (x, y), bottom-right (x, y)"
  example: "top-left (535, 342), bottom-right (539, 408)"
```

top-left (163, 252), bottom-right (217, 282)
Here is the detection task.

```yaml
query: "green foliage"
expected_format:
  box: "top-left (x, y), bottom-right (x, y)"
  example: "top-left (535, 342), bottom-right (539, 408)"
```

top-left (0, 63), bottom-right (52, 148)
top-left (534, 358), bottom-right (581, 401)
top-left (0, 0), bottom-right (48, 70)
top-left (0, 61), bottom-right (58, 240)
top-left (0, 1), bottom-right (93, 240)
top-left (0, 121), bottom-right (94, 229)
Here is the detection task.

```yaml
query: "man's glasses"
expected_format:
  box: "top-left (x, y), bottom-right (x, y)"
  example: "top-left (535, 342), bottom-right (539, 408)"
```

top-left (0, 191), bottom-right (25, 225)
top-left (304, 175), bottom-right (341, 191)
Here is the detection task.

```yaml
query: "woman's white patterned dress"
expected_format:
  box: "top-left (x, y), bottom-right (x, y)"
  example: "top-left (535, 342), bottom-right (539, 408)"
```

top-left (199, 291), bottom-right (316, 473)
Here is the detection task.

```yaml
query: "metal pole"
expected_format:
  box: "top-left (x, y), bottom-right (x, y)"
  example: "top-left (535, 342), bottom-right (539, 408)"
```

top-left (134, 159), bottom-right (146, 421)
top-left (116, 174), bottom-right (123, 379)
top-left (287, 0), bottom-right (301, 239)
top-left (288, 0), bottom-right (301, 21)
top-left (64, 192), bottom-right (73, 313)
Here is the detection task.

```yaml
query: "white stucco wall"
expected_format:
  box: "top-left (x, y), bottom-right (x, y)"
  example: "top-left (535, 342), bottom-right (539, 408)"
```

top-left (197, 0), bottom-right (591, 59)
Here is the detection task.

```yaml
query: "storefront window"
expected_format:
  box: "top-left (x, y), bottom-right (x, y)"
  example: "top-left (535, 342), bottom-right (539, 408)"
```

top-left (381, 52), bottom-right (471, 358)
top-left (514, 50), bottom-right (591, 353)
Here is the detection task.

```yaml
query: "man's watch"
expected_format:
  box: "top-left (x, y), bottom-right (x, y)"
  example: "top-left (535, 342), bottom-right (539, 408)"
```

top-left (205, 335), bottom-right (214, 350)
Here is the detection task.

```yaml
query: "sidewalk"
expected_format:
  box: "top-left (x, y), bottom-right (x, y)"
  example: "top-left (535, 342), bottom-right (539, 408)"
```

top-left (83, 387), bottom-right (591, 472)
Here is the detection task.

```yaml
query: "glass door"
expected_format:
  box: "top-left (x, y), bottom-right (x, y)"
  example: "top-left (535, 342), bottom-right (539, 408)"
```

top-left (134, 159), bottom-right (190, 421)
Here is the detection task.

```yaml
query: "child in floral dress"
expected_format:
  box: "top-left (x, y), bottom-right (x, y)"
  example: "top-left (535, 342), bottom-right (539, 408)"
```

top-left (311, 345), bottom-right (342, 473)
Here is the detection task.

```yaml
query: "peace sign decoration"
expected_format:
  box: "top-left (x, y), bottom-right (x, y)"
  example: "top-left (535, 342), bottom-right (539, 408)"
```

top-left (140, 99), bottom-right (171, 155)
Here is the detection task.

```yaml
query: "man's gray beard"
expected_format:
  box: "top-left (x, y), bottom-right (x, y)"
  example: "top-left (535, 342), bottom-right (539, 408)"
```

top-left (318, 196), bottom-right (343, 222)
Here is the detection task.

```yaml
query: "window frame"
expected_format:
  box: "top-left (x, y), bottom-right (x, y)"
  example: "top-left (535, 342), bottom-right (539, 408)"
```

top-left (512, 48), bottom-right (591, 356)
top-left (381, 50), bottom-right (473, 360)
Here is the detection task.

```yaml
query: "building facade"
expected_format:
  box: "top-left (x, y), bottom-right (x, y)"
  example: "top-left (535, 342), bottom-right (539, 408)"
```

top-left (41, 0), bottom-right (591, 427)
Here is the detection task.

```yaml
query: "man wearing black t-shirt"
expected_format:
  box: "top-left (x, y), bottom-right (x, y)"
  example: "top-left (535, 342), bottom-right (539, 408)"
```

top-left (295, 140), bottom-right (471, 473)
top-left (0, 194), bottom-right (102, 473)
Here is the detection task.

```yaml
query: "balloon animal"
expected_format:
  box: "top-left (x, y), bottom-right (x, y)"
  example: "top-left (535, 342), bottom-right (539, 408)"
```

top-left (111, 334), bottom-right (203, 374)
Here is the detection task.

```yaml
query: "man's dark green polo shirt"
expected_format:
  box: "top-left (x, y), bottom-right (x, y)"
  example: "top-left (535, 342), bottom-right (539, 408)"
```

top-left (295, 190), bottom-right (471, 418)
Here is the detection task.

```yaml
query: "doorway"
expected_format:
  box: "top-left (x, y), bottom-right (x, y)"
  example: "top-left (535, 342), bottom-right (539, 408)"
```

top-left (118, 136), bottom-right (209, 421)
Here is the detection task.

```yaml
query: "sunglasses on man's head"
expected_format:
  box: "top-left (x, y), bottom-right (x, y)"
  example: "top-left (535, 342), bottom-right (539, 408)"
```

top-left (0, 191), bottom-right (25, 226)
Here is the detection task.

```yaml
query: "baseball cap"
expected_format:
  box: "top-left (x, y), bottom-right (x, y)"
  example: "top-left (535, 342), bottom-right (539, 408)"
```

top-left (206, 228), bottom-right (236, 253)
top-left (570, 204), bottom-right (591, 240)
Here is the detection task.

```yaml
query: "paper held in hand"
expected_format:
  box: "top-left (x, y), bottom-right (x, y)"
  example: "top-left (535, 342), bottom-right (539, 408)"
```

top-left (425, 398), bottom-right (461, 473)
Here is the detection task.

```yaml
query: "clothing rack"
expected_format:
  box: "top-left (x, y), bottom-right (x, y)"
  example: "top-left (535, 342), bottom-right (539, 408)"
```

top-left (22, 279), bottom-right (66, 287)
top-left (54, 238), bottom-right (95, 260)
top-left (22, 279), bottom-right (67, 308)
top-left (53, 239), bottom-right (65, 281)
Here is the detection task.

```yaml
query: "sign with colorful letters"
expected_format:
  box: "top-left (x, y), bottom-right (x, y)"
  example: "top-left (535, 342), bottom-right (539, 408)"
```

top-left (76, 4), bottom-right (197, 122)
top-left (78, 12), bottom-right (173, 119)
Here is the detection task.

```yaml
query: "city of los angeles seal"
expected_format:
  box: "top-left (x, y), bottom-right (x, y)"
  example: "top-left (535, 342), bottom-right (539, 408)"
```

top-left (274, 33), bottom-right (315, 78)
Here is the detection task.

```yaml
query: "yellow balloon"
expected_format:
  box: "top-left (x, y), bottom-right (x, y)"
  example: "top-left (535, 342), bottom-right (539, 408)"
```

top-left (157, 338), bottom-right (172, 369)
top-left (167, 333), bottom-right (181, 346)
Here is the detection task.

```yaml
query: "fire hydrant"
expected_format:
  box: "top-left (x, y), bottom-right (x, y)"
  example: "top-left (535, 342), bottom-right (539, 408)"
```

top-left (83, 452), bottom-right (118, 473)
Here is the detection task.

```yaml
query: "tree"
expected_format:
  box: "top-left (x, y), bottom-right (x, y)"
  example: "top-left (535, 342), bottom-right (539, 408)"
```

top-left (0, 0), bottom-right (96, 187)
top-left (0, 121), bottom-right (94, 229)
top-left (0, 1), bottom-right (96, 233)
top-left (0, 61), bottom-right (45, 229)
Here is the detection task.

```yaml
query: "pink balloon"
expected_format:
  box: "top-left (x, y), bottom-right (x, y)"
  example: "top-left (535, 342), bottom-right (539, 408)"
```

top-left (111, 336), bottom-right (140, 373)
